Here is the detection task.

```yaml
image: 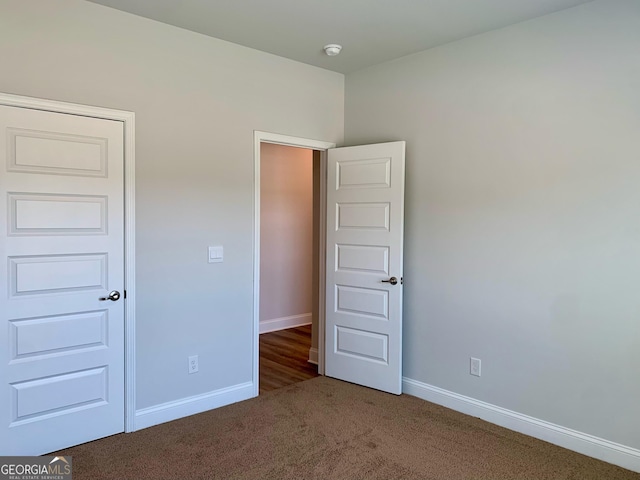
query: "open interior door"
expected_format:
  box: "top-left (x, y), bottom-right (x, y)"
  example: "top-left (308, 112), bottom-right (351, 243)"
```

top-left (325, 141), bottom-right (405, 394)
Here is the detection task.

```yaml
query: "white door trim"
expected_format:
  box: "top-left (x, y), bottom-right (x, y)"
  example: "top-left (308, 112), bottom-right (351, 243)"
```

top-left (0, 92), bottom-right (137, 432)
top-left (253, 131), bottom-right (335, 395)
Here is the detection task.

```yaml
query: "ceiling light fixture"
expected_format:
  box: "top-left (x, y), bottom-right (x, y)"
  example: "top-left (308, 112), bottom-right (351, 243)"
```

top-left (323, 44), bottom-right (342, 56)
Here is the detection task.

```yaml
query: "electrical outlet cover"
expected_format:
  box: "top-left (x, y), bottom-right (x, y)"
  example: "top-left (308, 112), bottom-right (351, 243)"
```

top-left (188, 355), bottom-right (199, 374)
top-left (470, 357), bottom-right (481, 377)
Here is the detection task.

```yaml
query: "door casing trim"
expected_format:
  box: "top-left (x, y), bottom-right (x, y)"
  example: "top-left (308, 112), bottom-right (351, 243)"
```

top-left (253, 131), bottom-right (335, 395)
top-left (0, 92), bottom-right (137, 432)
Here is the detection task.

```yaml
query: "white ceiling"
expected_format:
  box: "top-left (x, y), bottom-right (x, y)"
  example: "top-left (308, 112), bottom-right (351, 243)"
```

top-left (87, 0), bottom-right (593, 73)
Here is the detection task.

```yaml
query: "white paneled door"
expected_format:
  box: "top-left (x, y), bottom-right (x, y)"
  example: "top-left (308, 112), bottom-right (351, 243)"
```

top-left (325, 142), bottom-right (405, 394)
top-left (0, 105), bottom-right (125, 454)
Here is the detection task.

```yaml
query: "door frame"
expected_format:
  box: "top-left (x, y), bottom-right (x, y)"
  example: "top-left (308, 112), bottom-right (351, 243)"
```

top-left (0, 92), bottom-right (137, 432)
top-left (253, 131), bottom-right (335, 395)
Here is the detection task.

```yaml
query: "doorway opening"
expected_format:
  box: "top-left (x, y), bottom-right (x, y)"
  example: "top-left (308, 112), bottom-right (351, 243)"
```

top-left (253, 131), bottom-right (335, 396)
top-left (255, 133), bottom-right (406, 396)
top-left (259, 143), bottom-right (317, 393)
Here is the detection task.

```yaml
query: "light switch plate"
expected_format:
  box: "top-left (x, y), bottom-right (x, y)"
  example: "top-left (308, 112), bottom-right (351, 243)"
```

top-left (208, 246), bottom-right (223, 263)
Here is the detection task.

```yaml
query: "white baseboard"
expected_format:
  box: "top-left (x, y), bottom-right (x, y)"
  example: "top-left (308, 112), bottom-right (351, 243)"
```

top-left (308, 347), bottom-right (318, 365)
top-left (134, 381), bottom-right (254, 431)
top-left (402, 377), bottom-right (640, 473)
top-left (259, 313), bottom-right (312, 334)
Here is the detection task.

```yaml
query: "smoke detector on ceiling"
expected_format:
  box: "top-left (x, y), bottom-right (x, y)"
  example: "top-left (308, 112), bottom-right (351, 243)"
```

top-left (323, 44), bottom-right (342, 56)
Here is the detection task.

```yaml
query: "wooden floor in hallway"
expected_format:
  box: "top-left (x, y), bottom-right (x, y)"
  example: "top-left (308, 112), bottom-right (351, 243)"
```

top-left (259, 324), bottom-right (319, 394)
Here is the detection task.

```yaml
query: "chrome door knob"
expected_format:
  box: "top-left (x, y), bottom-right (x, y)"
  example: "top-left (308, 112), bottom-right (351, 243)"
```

top-left (99, 290), bottom-right (121, 301)
top-left (381, 277), bottom-right (398, 286)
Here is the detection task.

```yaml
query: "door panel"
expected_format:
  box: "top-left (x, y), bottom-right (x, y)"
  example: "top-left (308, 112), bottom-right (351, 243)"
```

top-left (0, 105), bottom-right (124, 455)
top-left (9, 193), bottom-right (107, 234)
top-left (325, 142), bottom-right (405, 394)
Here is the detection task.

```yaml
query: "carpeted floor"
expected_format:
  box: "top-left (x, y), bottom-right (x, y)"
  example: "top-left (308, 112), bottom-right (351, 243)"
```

top-left (55, 377), bottom-right (639, 479)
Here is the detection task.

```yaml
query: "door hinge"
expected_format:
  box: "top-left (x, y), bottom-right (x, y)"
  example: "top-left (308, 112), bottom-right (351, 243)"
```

top-left (123, 290), bottom-right (127, 299)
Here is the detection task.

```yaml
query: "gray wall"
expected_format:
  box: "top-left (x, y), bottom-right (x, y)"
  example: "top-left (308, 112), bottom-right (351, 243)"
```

top-left (345, 0), bottom-right (640, 449)
top-left (0, 0), bottom-right (344, 410)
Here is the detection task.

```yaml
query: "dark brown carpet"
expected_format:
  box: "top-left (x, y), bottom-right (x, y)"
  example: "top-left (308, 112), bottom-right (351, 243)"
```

top-left (55, 377), bottom-right (639, 479)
